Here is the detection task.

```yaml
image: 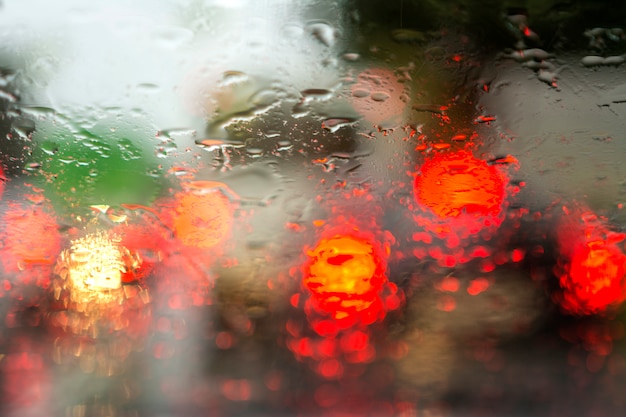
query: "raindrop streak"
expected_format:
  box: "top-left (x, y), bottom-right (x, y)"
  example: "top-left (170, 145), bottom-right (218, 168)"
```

top-left (321, 117), bottom-right (358, 133)
top-left (411, 104), bottom-right (446, 114)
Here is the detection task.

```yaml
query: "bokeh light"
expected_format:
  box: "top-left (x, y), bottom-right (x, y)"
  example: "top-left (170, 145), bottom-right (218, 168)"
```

top-left (0, 202), bottom-right (61, 287)
top-left (112, 217), bottom-right (171, 283)
top-left (171, 182), bottom-right (234, 250)
top-left (414, 150), bottom-right (506, 219)
top-left (285, 193), bottom-right (402, 385)
top-left (409, 150), bottom-right (513, 267)
top-left (0, 338), bottom-right (51, 416)
top-left (54, 232), bottom-right (135, 307)
top-left (49, 230), bottom-right (152, 377)
top-left (560, 319), bottom-right (624, 374)
top-left (555, 206), bottom-right (626, 315)
top-left (303, 234), bottom-right (387, 323)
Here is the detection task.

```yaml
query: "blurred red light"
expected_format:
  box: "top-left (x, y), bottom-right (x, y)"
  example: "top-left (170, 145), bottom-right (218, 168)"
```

top-left (556, 206), bottom-right (626, 315)
top-left (113, 220), bottom-right (170, 283)
top-left (559, 240), bottom-right (626, 315)
top-left (410, 150), bottom-right (510, 266)
top-left (303, 234), bottom-right (387, 324)
top-left (0, 203), bottom-right (61, 287)
top-left (414, 150), bottom-right (505, 219)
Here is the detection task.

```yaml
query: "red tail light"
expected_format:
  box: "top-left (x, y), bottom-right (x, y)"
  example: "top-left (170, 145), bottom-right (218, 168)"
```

top-left (303, 234), bottom-right (388, 324)
top-left (414, 150), bottom-right (506, 220)
top-left (555, 206), bottom-right (626, 315)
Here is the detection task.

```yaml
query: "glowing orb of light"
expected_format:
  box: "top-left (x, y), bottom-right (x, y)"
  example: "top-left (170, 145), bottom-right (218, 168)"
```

top-left (54, 232), bottom-right (140, 309)
top-left (414, 150), bottom-right (506, 219)
top-left (303, 234), bottom-right (387, 323)
top-left (555, 206), bottom-right (626, 315)
top-left (51, 231), bottom-right (152, 364)
top-left (558, 239), bottom-right (626, 315)
top-left (172, 183), bottom-right (233, 249)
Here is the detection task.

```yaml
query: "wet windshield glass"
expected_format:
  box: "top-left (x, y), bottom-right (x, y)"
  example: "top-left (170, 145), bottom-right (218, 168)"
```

top-left (1, 1), bottom-right (626, 416)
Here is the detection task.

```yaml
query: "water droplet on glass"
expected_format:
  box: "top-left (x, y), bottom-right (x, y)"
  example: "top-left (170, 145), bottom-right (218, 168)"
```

top-left (604, 56), bottom-right (626, 66)
top-left (307, 21), bottom-right (338, 47)
top-left (221, 70), bottom-right (249, 87)
top-left (0, 89), bottom-right (17, 103)
top-left (152, 25), bottom-right (193, 48)
top-left (352, 88), bottom-right (370, 98)
top-left (391, 28), bottom-right (426, 43)
top-left (248, 88), bottom-right (278, 109)
top-left (370, 91), bottom-right (390, 102)
top-left (135, 83), bottom-right (160, 94)
top-left (195, 138), bottom-right (245, 152)
top-left (277, 140), bottom-right (292, 151)
top-left (582, 55), bottom-right (606, 67)
top-left (246, 147), bottom-right (263, 158)
top-left (301, 89), bottom-right (333, 101)
top-left (321, 117), bottom-right (358, 133)
top-left (342, 52), bottom-right (359, 61)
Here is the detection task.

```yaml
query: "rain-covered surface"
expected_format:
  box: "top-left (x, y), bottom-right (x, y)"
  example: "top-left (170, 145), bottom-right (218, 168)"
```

top-left (2, 0), bottom-right (626, 416)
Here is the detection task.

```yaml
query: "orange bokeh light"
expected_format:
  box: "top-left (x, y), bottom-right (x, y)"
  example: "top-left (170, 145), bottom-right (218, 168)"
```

top-left (1, 204), bottom-right (61, 284)
top-left (414, 150), bottom-right (506, 219)
top-left (303, 234), bottom-right (387, 323)
top-left (172, 185), bottom-right (233, 249)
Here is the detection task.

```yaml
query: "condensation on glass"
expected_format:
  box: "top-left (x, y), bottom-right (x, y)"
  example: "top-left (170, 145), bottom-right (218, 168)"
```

top-left (1, 1), bottom-right (626, 416)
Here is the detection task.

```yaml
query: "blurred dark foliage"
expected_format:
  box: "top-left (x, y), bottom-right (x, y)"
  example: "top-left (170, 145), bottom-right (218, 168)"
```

top-left (349, 0), bottom-right (626, 49)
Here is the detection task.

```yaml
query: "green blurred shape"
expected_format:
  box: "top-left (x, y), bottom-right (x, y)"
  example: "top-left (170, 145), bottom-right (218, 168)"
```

top-left (29, 123), bottom-right (164, 218)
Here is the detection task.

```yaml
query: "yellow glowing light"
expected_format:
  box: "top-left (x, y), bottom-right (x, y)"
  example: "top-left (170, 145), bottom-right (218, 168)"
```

top-left (51, 231), bottom-right (152, 365)
top-left (303, 235), bottom-right (386, 320)
top-left (55, 232), bottom-right (141, 309)
top-left (307, 237), bottom-right (377, 295)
